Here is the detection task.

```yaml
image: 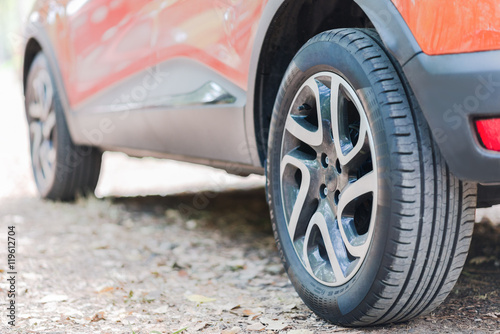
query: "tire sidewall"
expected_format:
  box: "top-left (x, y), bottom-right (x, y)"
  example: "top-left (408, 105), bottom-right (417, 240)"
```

top-left (267, 38), bottom-right (394, 323)
top-left (25, 53), bottom-right (96, 200)
top-left (25, 54), bottom-right (58, 198)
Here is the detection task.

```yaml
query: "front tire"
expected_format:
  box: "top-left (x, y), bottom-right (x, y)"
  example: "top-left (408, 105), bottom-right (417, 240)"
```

top-left (25, 53), bottom-right (102, 201)
top-left (266, 29), bottom-right (476, 326)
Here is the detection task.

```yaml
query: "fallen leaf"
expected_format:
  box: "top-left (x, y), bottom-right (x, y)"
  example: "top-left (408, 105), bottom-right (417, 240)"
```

top-left (152, 305), bottom-right (170, 314)
top-left (247, 323), bottom-right (266, 331)
top-left (221, 327), bottom-right (241, 334)
top-left (332, 329), bottom-right (362, 333)
top-left (123, 315), bottom-right (137, 324)
top-left (221, 303), bottom-right (240, 311)
top-left (90, 312), bottom-right (105, 322)
top-left (264, 264), bottom-right (283, 275)
top-left (186, 294), bottom-right (216, 303)
top-left (192, 322), bottom-right (209, 331)
top-left (145, 290), bottom-right (162, 301)
top-left (267, 322), bottom-right (288, 331)
top-left (288, 330), bottom-right (313, 334)
top-left (291, 314), bottom-right (308, 320)
top-left (227, 260), bottom-right (246, 271)
top-left (260, 318), bottom-right (288, 331)
top-left (469, 256), bottom-right (494, 265)
top-left (484, 312), bottom-right (498, 318)
top-left (243, 309), bottom-right (255, 316)
top-left (230, 306), bottom-right (255, 317)
top-left (171, 327), bottom-right (188, 334)
top-left (98, 287), bottom-right (115, 294)
top-left (39, 294), bottom-right (68, 303)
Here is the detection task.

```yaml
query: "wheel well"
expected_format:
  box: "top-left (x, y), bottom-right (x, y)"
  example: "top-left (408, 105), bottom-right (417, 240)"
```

top-left (254, 0), bottom-right (375, 164)
top-left (23, 38), bottom-right (42, 93)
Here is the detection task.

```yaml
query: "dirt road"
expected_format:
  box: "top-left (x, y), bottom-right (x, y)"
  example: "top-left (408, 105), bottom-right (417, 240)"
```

top-left (0, 66), bottom-right (499, 333)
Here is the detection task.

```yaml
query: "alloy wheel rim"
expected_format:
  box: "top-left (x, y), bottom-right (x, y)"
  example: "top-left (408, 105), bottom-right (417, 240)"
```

top-left (28, 68), bottom-right (57, 192)
top-left (280, 72), bottom-right (377, 286)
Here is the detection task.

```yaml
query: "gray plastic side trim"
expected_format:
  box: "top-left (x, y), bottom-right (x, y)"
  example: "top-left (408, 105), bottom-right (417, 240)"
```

top-left (71, 58), bottom-right (254, 165)
top-left (404, 50), bottom-right (500, 182)
top-left (102, 146), bottom-right (265, 176)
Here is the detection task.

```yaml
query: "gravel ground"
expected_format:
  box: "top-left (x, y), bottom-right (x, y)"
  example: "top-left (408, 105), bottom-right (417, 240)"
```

top-left (0, 66), bottom-right (499, 334)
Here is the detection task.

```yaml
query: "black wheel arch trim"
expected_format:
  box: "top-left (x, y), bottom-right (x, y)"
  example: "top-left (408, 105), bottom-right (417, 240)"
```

top-left (247, 0), bottom-right (422, 168)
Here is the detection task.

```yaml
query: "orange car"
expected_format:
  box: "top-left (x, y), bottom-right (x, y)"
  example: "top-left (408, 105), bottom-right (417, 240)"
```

top-left (22, 0), bottom-right (500, 326)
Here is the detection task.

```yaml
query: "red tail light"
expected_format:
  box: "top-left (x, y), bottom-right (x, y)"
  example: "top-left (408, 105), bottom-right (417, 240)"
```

top-left (476, 118), bottom-right (500, 152)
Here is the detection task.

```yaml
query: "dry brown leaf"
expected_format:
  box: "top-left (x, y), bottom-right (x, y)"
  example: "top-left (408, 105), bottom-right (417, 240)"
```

top-left (98, 287), bottom-right (115, 294)
top-left (247, 323), bottom-right (266, 331)
top-left (90, 312), bottom-right (105, 322)
top-left (283, 303), bottom-right (297, 311)
top-left (243, 309), bottom-right (255, 316)
top-left (230, 307), bottom-right (255, 317)
top-left (192, 321), bottom-right (209, 331)
top-left (264, 320), bottom-right (288, 331)
top-left (251, 314), bottom-right (261, 321)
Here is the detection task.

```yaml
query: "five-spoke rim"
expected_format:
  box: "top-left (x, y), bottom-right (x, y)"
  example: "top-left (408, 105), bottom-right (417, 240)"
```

top-left (28, 68), bottom-right (57, 192)
top-left (280, 71), bottom-right (377, 286)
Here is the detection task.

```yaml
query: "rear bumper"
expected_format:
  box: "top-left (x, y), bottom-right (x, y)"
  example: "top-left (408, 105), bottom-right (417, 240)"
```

top-left (404, 50), bottom-right (500, 183)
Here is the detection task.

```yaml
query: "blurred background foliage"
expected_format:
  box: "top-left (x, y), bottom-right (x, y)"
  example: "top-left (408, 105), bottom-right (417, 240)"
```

top-left (0, 0), bottom-right (36, 68)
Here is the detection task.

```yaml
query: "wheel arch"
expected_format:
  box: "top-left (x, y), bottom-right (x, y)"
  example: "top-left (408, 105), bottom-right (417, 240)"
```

top-left (246, 0), bottom-right (421, 166)
top-left (22, 37), bottom-right (42, 94)
top-left (21, 26), bottom-right (80, 145)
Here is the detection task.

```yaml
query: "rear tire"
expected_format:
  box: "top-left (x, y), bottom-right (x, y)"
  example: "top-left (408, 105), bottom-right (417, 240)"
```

top-left (266, 28), bottom-right (477, 326)
top-left (25, 53), bottom-right (102, 201)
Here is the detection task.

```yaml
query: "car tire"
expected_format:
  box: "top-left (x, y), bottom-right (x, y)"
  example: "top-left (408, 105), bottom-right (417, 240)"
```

top-left (25, 52), bottom-right (102, 201)
top-left (266, 28), bottom-right (477, 326)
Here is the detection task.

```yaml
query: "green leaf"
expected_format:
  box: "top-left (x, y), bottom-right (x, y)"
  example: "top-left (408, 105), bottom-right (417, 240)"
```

top-left (171, 327), bottom-right (188, 334)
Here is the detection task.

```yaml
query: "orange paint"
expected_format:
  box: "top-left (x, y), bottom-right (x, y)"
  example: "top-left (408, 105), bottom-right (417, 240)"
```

top-left (392, 0), bottom-right (500, 55)
top-left (63, 0), bottom-right (266, 107)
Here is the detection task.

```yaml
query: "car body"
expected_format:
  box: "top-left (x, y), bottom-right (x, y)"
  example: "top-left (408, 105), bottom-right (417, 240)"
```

top-left (22, 0), bottom-right (500, 184)
top-left (22, 0), bottom-right (500, 326)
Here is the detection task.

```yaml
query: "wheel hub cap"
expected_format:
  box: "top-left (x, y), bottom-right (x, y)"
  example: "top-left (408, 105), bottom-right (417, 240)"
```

top-left (28, 68), bottom-right (57, 192)
top-left (280, 72), bottom-right (377, 286)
